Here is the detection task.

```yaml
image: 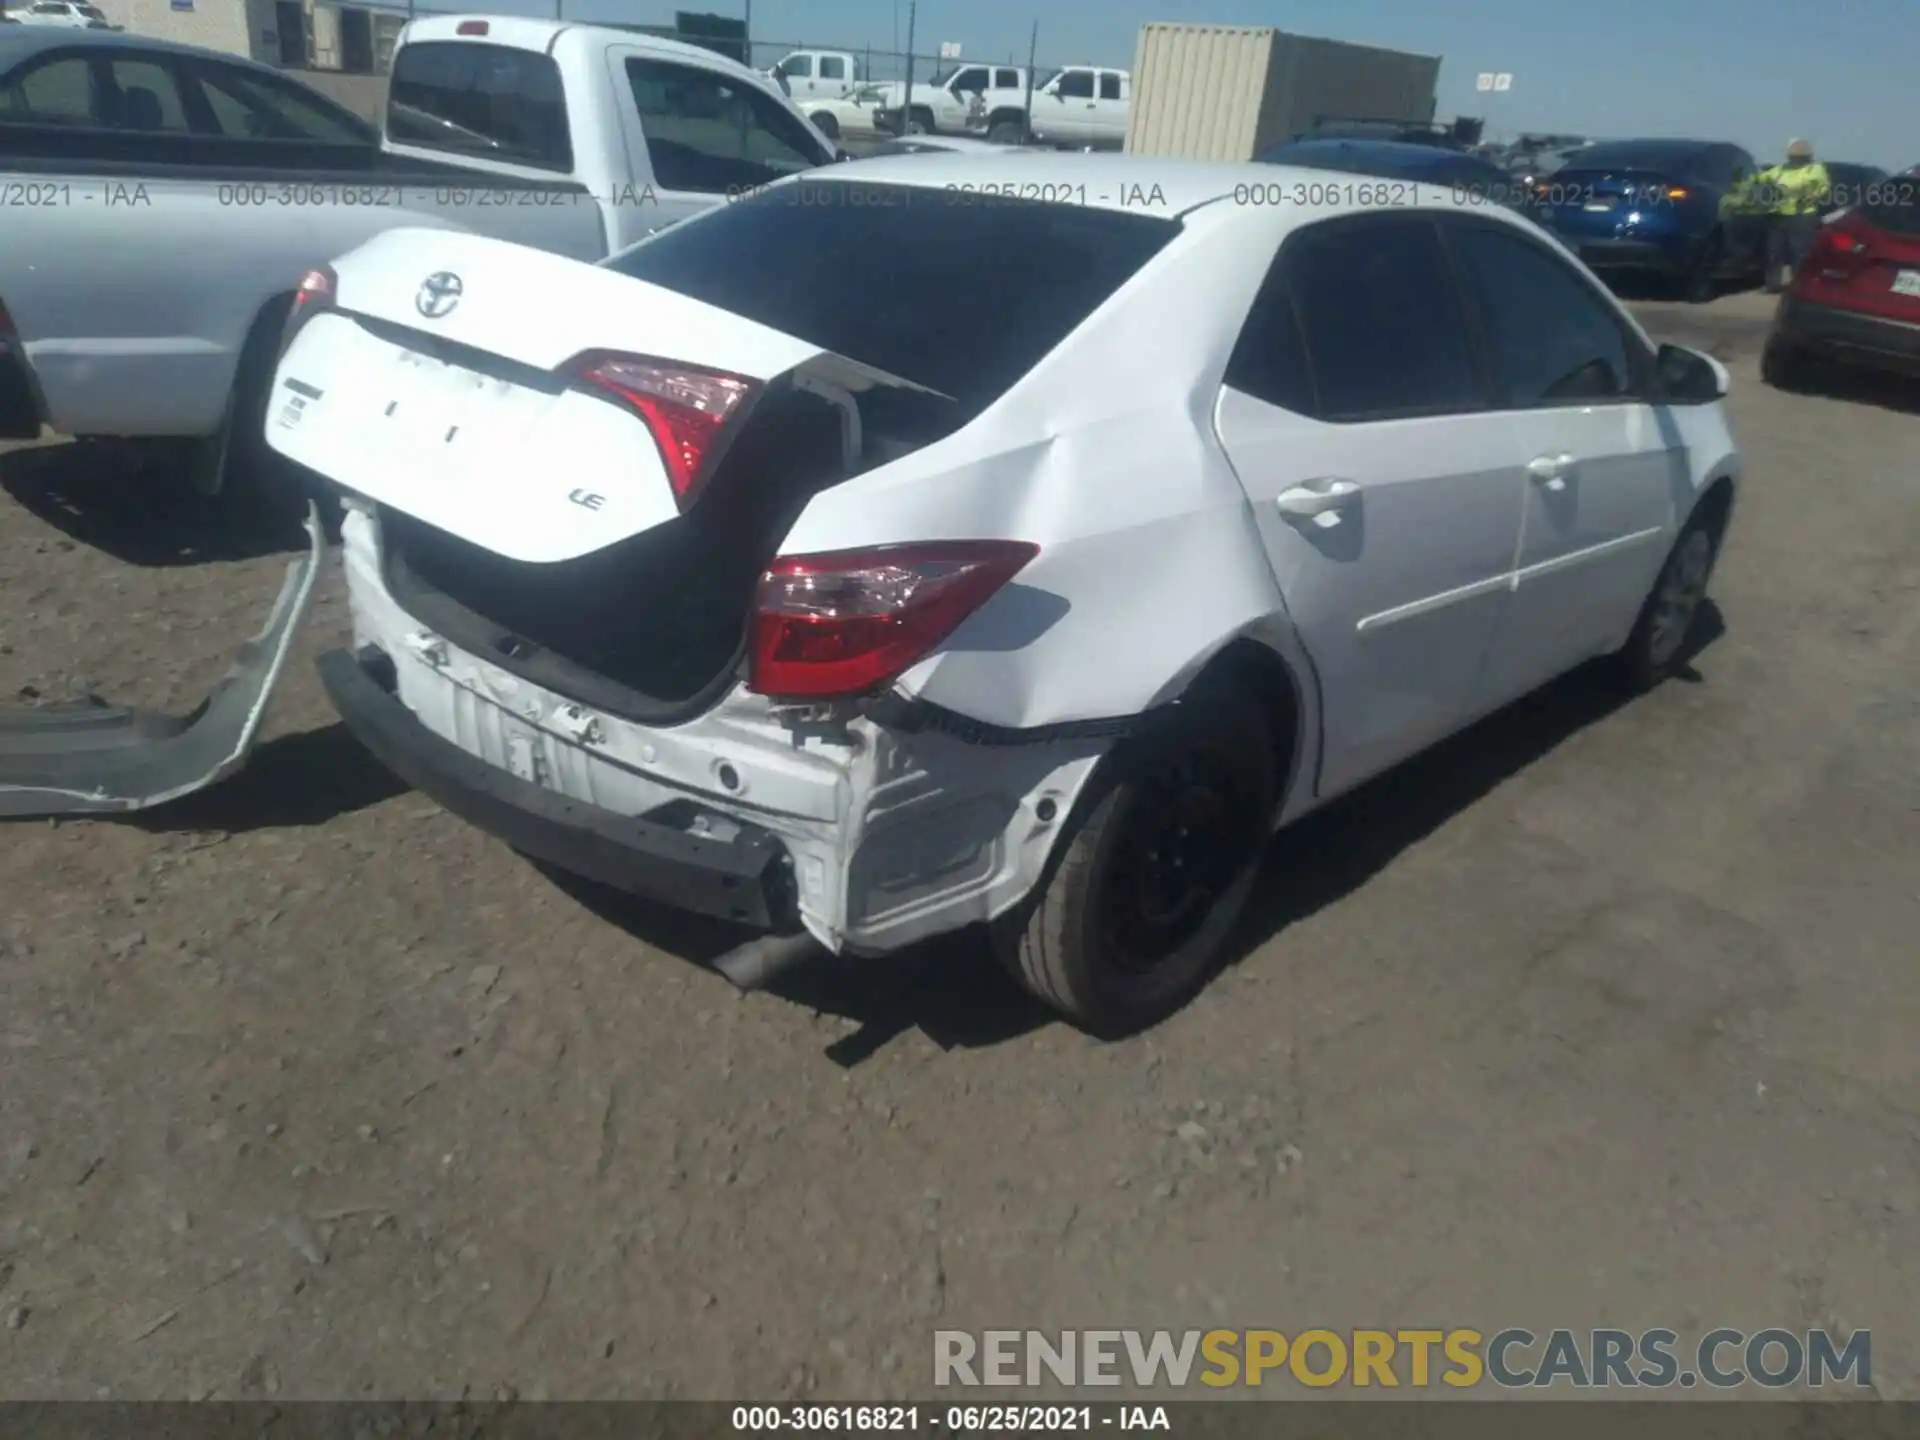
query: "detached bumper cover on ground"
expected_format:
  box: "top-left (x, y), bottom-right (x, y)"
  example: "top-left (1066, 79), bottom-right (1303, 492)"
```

top-left (0, 502), bottom-right (323, 816)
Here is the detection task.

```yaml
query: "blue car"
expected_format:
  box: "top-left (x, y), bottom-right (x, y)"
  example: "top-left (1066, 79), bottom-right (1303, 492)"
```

top-left (1532, 138), bottom-right (1768, 302)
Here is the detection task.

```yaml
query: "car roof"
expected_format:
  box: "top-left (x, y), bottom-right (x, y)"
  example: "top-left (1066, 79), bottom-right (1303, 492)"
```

top-left (0, 24), bottom-right (266, 66)
top-left (399, 14), bottom-right (763, 76)
top-left (775, 152), bottom-right (1505, 220)
top-left (1261, 138), bottom-right (1498, 168)
top-left (1565, 138), bottom-right (1731, 163)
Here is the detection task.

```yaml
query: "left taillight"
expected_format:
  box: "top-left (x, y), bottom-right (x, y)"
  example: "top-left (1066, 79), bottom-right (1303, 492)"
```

top-left (565, 351), bottom-right (756, 511)
top-left (279, 264), bottom-right (336, 353)
top-left (1802, 217), bottom-right (1873, 286)
top-left (747, 541), bottom-right (1040, 701)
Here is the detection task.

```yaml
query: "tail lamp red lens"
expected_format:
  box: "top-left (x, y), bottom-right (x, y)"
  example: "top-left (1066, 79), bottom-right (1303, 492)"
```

top-left (1806, 219), bottom-right (1872, 284)
top-left (455, 18), bottom-right (488, 34)
top-left (290, 265), bottom-right (335, 315)
top-left (748, 541), bottom-right (1040, 700)
top-left (568, 352), bottom-right (755, 510)
top-left (279, 264), bottom-right (336, 353)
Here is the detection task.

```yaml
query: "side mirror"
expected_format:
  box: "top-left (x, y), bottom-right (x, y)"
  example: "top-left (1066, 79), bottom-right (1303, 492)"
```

top-left (1655, 343), bottom-right (1728, 402)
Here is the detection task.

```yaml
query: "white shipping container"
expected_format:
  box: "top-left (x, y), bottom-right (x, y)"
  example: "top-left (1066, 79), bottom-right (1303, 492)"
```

top-left (1124, 22), bottom-right (1440, 161)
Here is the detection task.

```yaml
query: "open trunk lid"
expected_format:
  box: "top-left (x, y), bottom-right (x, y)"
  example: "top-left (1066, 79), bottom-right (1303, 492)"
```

top-left (269, 226), bottom-right (963, 726)
top-left (266, 227), bottom-right (842, 565)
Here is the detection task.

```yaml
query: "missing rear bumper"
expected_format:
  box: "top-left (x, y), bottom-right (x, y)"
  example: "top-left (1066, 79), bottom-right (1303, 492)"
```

top-left (318, 644), bottom-right (802, 931)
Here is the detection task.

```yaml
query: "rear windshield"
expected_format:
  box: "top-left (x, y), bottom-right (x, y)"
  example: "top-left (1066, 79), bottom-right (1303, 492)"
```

top-left (603, 179), bottom-right (1179, 412)
top-left (1559, 141), bottom-right (1712, 175)
top-left (1860, 197), bottom-right (1920, 236)
top-left (387, 40), bottom-right (571, 172)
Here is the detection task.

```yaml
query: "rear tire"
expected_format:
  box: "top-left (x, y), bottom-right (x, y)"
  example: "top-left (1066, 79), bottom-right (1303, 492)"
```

top-left (810, 111), bottom-right (840, 140)
top-left (994, 680), bottom-right (1276, 1038)
top-left (1614, 507), bottom-right (1722, 692)
top-left (1760, 334), bottom-right (1812, 391)
top-left (986, 119), bottom-right (1026, 146)
top-left (1679, 232), bottom-right (1723, 304)
top-left (907, 107), bottom-right (935, 136)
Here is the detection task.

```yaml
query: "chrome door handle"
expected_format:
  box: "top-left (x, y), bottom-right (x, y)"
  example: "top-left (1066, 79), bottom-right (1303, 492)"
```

top-left (1276, 479), bottom-right (1361, 525)
top-left (1527, 453), bottom-right (1573, 492)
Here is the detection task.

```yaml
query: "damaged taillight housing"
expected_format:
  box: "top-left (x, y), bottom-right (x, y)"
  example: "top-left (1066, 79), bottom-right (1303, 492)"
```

top-left (279, 264), bottom-right (336, 353)
top-left (566, 352), bottom-right (756, 510)
top-left (747, 541), bottom-right (1040, 700)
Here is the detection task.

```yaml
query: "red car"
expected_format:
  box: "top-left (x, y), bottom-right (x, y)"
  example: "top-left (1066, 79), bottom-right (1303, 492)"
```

top-left (1763, 174), bottom-right (1920, 386)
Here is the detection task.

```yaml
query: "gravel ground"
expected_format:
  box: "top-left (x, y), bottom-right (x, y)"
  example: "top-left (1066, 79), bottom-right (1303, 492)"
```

top-left (1, 291), bottom-right (1917, 1402)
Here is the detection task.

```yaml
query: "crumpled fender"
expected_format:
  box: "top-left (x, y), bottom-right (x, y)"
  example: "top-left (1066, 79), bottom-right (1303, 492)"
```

top-left (0, 502), bottom-right (323, 816)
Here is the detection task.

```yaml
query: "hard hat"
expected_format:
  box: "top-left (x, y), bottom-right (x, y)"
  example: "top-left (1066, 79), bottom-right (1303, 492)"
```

top-left (1786, 138), bottom-right (1814, 159)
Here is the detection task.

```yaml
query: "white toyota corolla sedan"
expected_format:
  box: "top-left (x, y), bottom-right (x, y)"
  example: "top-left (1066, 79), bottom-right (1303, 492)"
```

top-left (264, 155), bottom-right (1740, 1037)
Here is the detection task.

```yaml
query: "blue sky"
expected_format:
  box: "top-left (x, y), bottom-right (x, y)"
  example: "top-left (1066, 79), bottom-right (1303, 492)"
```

top-left (466, 0), bottom-right (1914, 169)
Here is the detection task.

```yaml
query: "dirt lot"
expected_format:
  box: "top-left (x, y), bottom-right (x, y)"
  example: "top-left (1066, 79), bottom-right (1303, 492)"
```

top-left (1, 290), bottom-right (1917, 1402)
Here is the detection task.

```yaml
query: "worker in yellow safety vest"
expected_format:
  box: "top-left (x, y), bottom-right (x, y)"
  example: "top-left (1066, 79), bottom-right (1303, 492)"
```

top-left (1753, 138), bottom-right (1833, 292)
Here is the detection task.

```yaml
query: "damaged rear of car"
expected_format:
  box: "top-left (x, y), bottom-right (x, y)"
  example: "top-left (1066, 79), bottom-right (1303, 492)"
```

top-left (266, 179), bottom-right (1243, 1031)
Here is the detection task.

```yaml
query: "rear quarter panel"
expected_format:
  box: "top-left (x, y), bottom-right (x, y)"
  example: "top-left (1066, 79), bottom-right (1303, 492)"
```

top-left (774, 199), bottom-right (1319, 733)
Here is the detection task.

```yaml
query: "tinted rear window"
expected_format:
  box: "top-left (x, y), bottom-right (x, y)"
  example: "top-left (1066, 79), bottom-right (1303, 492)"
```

top-left (388, 40), bottom-right (571, 172)
top-left (1560, 141), bottom-right (1712, 175)
top-left (603, 180), bottom-right (1178, 412)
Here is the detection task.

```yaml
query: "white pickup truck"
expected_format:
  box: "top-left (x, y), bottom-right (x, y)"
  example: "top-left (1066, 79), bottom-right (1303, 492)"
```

top-left (0, 17), bottom-right (836, 509)
top-left (1018, 66), bottom-right (1130, 151)
top-left (868, 62), bottom-right (1029, 138)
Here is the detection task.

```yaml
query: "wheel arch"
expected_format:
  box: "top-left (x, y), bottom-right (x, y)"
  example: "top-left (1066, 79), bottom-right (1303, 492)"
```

top-left (1689, 469), bottom-right (1737, 544)
top-left (1165, 629), bottom-right (1316, 827)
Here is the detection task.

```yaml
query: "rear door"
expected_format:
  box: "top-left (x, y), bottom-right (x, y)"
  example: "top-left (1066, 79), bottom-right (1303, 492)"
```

top-left (1439, 214), bottom-right (1679, 699)
top-left (1212, 212), bottom-right (1526, 799)
top-left (609, 50), bottom-right (831, 235)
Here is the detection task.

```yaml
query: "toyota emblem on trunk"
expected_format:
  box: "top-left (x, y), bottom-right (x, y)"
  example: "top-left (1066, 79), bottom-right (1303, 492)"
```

top-left (416, 271), bottom-right (463, 319)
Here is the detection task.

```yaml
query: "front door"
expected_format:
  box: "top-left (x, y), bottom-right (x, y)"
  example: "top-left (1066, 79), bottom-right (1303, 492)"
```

top-left (1437, 215), bottom-right (1679, 700)
top-left (1212, 213), bottom-right (1527, 799)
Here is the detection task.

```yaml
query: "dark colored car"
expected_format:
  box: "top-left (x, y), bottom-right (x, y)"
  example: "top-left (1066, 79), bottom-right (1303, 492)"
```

top-left (1763, 178), bottom-right (1920, 386)
top-left (1532, 138), bottom-right (1767, 302)
top-left (1257, 137), bottom-right (1531, 210)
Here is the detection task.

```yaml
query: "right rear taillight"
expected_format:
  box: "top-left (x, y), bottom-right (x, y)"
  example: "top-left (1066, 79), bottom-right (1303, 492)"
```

top-left (1802, 217), bottom-right (1873, 286)
top-left (747, 541), bottom-right (1040, 700)
top-left (566, 352), bottom-right (756, 511)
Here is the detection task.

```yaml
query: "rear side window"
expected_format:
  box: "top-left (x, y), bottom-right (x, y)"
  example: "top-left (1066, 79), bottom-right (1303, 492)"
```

top-left (1281, 218), bottom-right (1479, 420)
top-left (388, 40), bottom-right (571, 172)
top-left (604, 181), bottom-right (1178, 413)
top-left (1099, 72), bottom-right (1122, 101)
top-left (1225, 267), bottom-right (1315, 415)
top-left (625, 57), bottom-right (829, 193)
top-left (994, 68), bottom-right (1019, 89)
top-left (1446, 221), bottom-right (1635, 407)
top-left (2, 56), bottom-right (95, 124)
